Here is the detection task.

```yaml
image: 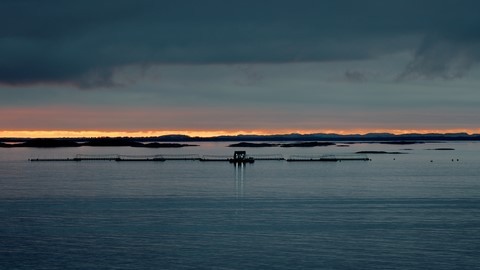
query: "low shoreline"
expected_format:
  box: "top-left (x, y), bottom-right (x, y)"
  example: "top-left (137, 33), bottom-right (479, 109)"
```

top-left (1, 132), bottom-right (480, 144)
top-left (0, 133), bottom-right (478, 148)
top-left (0, 138), bottom-right (197, 148)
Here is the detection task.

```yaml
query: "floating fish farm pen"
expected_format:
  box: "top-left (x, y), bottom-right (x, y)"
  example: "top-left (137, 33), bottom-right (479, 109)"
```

top-left (115, 155), bottom-right (166, 161)
top-left (160, 154), bottom-right (201, 161)
top-left (29, 154), bottom-right (167, 162)
top-left (117, 154), bottom-right (200, 161)
top-left (287, 154), bottom-right (370, 162)
top-left (29, 154), bottom-right (199, 162)
top-left (249, 154), bottom-right (285, 160)
top-left (30, 152), bottom-right (369, 162)
top-left (199, 153), bottom-right (285, 162)
top-left (75, 154), bottom-right (120, 161)
top-left (200, 155), bottom-right (232, 161)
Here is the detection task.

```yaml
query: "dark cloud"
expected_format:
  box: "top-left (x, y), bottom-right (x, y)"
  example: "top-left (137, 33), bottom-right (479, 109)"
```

top-left (344, 70), bottom-right (367, 82)
top-left (399, 35), bottom-right (480, 80)
top-left (1, 0), bottom-right (480, 87)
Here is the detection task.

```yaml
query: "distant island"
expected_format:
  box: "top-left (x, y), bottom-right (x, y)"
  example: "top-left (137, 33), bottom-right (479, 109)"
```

top-left (0, 138), bottom-right (197, 148)
top-left (122, 132), bottom-right (479, 142)
top-left (1, 132), bottom-right (480, 148)
top-left (229, 142), bottom-right (336, 147)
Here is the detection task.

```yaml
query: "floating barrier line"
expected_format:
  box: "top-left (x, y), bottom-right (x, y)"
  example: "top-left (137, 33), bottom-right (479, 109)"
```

top-left (247, 154), bottom-right (285, 160)
top-left (200, 155), bottom-right (231, 161)
top-left (162, 154), bottom-right (201, 161)
top-left (29, 153), bottom-right (370, 162)
top-left (29, 158), bottom-right (80, 162)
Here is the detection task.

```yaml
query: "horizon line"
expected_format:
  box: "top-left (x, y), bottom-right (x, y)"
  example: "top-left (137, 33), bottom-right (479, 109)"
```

top-left (1, 129), bottom-right (480, 139)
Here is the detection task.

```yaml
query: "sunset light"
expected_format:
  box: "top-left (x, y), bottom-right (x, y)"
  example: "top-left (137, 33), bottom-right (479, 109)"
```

top-left (1, 129), bottom-right (479, 138)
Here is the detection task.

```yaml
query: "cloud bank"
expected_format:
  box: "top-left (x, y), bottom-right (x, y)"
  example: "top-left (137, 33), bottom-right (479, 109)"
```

top-left (1, 0), bottom-right (480, 88)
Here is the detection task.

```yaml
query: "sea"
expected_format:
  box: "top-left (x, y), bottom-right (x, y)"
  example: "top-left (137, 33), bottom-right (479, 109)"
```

top-left (1, 141), bottom-right (480, 269)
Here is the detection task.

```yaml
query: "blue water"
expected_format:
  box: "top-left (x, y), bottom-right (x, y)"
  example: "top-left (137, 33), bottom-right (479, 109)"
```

top-left (1, 142), bottom-right (480, 269)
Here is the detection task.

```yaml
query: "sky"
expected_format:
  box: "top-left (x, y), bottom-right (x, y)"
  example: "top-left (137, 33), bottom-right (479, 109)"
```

top-left (1, 0), bottom-right (480, 137)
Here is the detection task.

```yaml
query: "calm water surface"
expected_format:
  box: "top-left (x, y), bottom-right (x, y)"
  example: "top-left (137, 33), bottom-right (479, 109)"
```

top-left (1, 142), bottom-right (480, 269)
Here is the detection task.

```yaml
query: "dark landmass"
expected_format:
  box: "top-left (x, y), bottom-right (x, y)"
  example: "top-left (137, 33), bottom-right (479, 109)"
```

top-left (229, 142), bottom-right (279, 147)
top-left (228, 141), bottom-right (335, 147)
top-left (0, 138), bottom-right (197, 148)
top-left (280, 142), bottom-right (335, 147)
top-left (148, 132), bottom-right (477, 142)
top-left (426, 148), bottom-right (455, 151)
top-left (83, 138), bottom-right (144, 147)
top-left (379, 141), bottom-right (425, 145)
top-left (3, 139), bottom-right (82, 148)
top-left (336, 144), bottom-right (350, 147)
top-left (142, 142), bottom-right (197, 148)
top-left (2, 132), bottom-right (480, 144)
top-left (356, 151), bottom-right (408, 154)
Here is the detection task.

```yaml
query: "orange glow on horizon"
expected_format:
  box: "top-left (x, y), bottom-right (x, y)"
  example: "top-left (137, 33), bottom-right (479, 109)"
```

top-left (1, 129), bottom-right (479, 138)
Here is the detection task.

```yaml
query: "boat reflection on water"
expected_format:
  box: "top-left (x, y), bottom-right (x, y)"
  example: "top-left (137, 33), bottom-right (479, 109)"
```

top-left (234, 163), bottom-right (245, 199)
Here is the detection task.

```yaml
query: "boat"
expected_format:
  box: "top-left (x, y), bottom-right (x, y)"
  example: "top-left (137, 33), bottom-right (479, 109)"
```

top-left (228, 151), bottom-right (255, 164)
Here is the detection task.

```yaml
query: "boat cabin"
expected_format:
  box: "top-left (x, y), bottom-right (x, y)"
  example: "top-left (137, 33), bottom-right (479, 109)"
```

top-left (233, 151), bottom-right (247, 160)
top-left (229, 151), bottom-right (254, 163)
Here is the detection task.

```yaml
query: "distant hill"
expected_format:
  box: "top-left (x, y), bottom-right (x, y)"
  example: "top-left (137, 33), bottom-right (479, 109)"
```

top-left (1, 132), bottom-right (480, 145)
top-left (228, 142), bottom-right (336, 147)
top-left (150, 132), bottom-right (479, 142)
top-left (0, 138), bottom-right (197, 148)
